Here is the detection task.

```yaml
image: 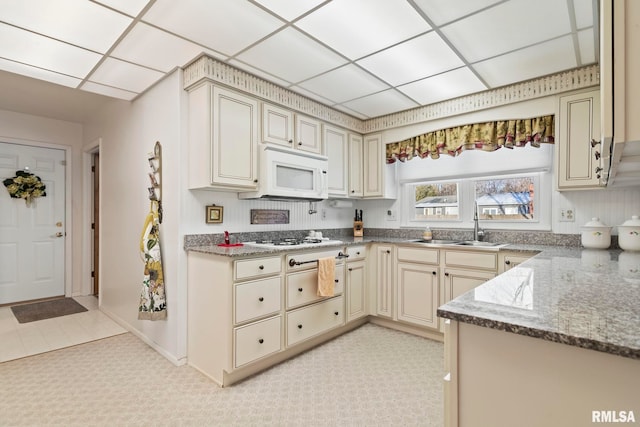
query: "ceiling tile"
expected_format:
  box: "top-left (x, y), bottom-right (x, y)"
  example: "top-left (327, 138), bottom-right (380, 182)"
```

top-left (253, 0), bottom-right (326, 22)
top-left (577, 28), bottom-right (596, 65)
top-left (142, 0), bottom-right (284, 56)
top-left (472, 35), bottom-right (578, 87)
top-left (441, 0), bottom-right (572, 63)
top-left (227, 60), bottom-right (293, 88)
top-left (297, 64), bottom-right (389, 104)
top-left (0, 58), bottom-right (81, 88)
top-left (341, 89), bottom-right (419, 118)
top-left (80, 81), bottom-right (138, 101)
top-left (111, 23), bottom-right (220, 72)
top-left (236, 27), bottom-right (347, 83)
top-left (0, 24), bottom-right (102, 77)
top-left (89, 57), bottom-right (165, 93)
top-left (412, 0), bottom-right (503, 26)
top-left (573, 0), bottom-right (595, 29)
top-left (94, 0), bottom-right (151, 17)
top-left (0, 0), bottom-right (132, 53)
top-left (357, 32), bottom-right (464, 86)
top-left (295, 0), bottom-right (430, 60)
top-left (397, 67), bottom-right (486, 106)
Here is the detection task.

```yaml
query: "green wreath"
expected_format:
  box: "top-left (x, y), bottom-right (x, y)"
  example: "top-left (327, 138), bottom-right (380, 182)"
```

top-left (3, 170), bottom-right (47, 205)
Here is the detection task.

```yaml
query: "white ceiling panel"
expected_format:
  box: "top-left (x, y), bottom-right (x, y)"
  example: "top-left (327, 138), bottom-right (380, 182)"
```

top-left (578, 28), bottom-right (596, 64)
top-left (0, 0), bottom-right (133, 53)
top-left (0, 58), bottom-right (81, 88)
top-left (411, 0), bottom-right (503, 26)
top-left (89, 57), bottom-right (165, 93)
top-left (473, 36), bottom-right (578, 88)
top-left (81, 81), bottom-right (138, 101)
top-left (357, 32), bottom-right (464, 86)
top-left (94, 0), bottom-right (151, 17)
top-left (342, 89), bottom-right (419, 118)
top-left (397, 67), bottom-right (486, 106)
top-left (253, 0), bottom-right (327, 22)
top-left (573, 0), bottom-right (595, 29)
top-left (111, 23), bottom-right (217, 72)
top-left (0, 24), bottom-right (102, 77)
top-left (236, 27), bottom-right (347, 83)
top-left (441, 0), bottom-right (572, 63)
top-left (142, 0), bottom-right (284, 56)
top-left (297, 64), bottom-right (389, 103)
top-left (295, 0), bottom-right (430, 60)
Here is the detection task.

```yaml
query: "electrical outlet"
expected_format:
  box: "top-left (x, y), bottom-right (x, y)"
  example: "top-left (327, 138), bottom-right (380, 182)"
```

top-left (321, 209), bottom-right (326, 220)
top-left (560, 208), bottom-right (575, 222)
top-left (386, 209), bottom-right (396, 221)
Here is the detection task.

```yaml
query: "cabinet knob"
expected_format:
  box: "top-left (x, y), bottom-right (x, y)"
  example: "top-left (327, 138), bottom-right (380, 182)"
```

top-left (595, 150), bottom-right (601, 160)
top-left (258, 297), bottom-right (264, 302)
top-left (356, 251), bottom-right (360, 255)
top-left (445, 272), bottom-right (449, 277)
top-left (298, 324), bottom-right (303, 329)
top-left (253, 179), bottom-right (258, 183)
top-left (348, 268), bottom-right (353, 271)
top-left (505, 260), bottom-right (511, 265)
top-left (298, 141), bottom-right (303, 146)
top-left (351, 190), bottom-right (355, 193)
top-left (591, 139), bottom-right (600, 147)
top-left (258, 265), bottom-right (264, 270)
top-left (432, 271), bottom-right (436, 275)
top-left (334, 311), bottom-right (339, 316)
top-left (288, 139), bottom-right (293, 144)
top-left (334, 279), bottom-right (339, 283)
top-left (298, 287), bottom-right (303, 292)
top-left (258, 338), bottom-right (264, 344)
top-left (386, 250), bottom-right (390, 254)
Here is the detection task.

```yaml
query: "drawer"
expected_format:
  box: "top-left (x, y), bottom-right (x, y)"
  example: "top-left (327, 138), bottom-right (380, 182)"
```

top-left (286, 296), bottom-right (345, 347)
top-left (234, 276), bottom-right (282, 325)
top-left (234, 315), bottom-right (282, 368)
top-left (397, 246), bottom-right (439, 265)
top-left (286, 264), bottom-right (344, 309)
top-left (235, 256), bottom-right (281, 280)
top-left (286, 248), bottom-right (346, 271)
top-left (444, 250), bottom-right (497, 271)
top-left (346, 245), bottom-right (367, 261)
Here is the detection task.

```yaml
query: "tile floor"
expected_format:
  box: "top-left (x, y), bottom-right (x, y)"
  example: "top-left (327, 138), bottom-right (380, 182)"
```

top-left (0, 295), bottom-right (127, 363)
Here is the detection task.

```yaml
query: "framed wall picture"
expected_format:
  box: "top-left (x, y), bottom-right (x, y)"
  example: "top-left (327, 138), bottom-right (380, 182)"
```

top-left (206, 205), bottom-right (223, 223)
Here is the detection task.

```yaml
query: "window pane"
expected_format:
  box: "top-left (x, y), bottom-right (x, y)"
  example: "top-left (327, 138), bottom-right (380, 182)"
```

top-left (414, 182), bottom-right (459, 220)
top-left (475, 177), bottom-right (534, 220)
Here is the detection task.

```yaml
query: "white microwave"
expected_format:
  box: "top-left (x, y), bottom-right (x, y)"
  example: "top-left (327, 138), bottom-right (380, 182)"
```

top-left (238, 144), bottom-right (328, 201)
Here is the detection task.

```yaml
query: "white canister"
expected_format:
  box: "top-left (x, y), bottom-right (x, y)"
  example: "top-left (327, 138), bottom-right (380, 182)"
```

top-left (617, 215), bottom-right (640, 251)
top-left (580, 218), bottom-right (612, 249)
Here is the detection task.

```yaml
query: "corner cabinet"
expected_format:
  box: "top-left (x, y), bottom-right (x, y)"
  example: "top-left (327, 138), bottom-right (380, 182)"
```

top-left (188, 83), bottom-right (258, 190)
top-left (557, 89), bottom-right (604, 190)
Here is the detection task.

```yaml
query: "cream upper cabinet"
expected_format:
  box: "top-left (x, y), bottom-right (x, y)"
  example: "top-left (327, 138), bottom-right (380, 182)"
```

top-left (348, 133), bottom-right (364, 197)
top-left (557, 89), bottom-right (604, 190)
top-left (324, 124), bottom-right (349, 197)
top-left (363, 133), bottom-right (397, 199)
top-left (295, 114), bottom-right (322, 154)
top-left (262, 103), bottom-right (294, 147)
top-left (187, 83), bottom-right (258, 190)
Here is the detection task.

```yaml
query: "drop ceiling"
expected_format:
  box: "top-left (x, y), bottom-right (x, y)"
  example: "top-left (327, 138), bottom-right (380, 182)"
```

top-left (0, 0), bottom-right (598, 121)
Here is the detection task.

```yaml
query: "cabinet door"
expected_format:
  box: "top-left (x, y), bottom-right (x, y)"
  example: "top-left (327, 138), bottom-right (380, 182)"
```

top-left (557, 90), bottom-right (603, 190)
top-left (374, 245), bottom-right (394, 318)
top-left (295, 114), bottom-right (322, 154)
top-left (498, 251), bottom-right (535, 274)
top-left (443, 267), bottom-right (496, 304)
top-left (262, 103), bottom-right (294, 147)
top-left (346, 260), bottom-right (367, 322)
top-left (397, 262), bottom-right (439, 329)
top-left (363, 133), bottom-right (383, 197)
top-left (212, 86), bottom-right (259, 188)
top-left (325, 125), bottom-right (349, 197)
top-left (348, 133), bottom-right (363, 197)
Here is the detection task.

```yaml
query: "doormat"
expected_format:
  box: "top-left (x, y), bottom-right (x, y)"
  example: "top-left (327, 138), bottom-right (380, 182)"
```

top-left (10, 298), bottom-right (88, 323)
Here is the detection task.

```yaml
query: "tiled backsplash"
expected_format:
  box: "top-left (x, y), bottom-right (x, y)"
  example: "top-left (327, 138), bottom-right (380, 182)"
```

top-left (184, 228), bottom-right (595, 249)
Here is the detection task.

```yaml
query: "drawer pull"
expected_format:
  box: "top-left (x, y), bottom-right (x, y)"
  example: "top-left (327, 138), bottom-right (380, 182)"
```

top-left (348, 268), bottom-right (353, 271)
top-left (297, 324), bottom-right (303, 329)
top-left (298, 287), bottom-right (303, 292)
top-left (258, 338), bottom-right (264, 344)
top-left (334, 279), bottom-right (339, 283)
top-left (258, 297), bottom-right (264, 302)
top-left (505, 260), bottom-right (511, 265)
top-left (258, 265), bottom-right (264, 270)
top-left (334, 311), bottom-right (339, 316)
top-left (356, 251), bottom-right (360, 255)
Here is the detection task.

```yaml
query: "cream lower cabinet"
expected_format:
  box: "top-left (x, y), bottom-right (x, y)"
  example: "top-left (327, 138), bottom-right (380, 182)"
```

top-left (442, 250), bottom-right (498, 306)
top-left (498, 251), bottom-right (537, 274)
top-left (345, 245), bottom-right (367, 322)
top-left (373, 244), bottom-right (395, 318)
top-left (396, 246), bottom-right (440, 329)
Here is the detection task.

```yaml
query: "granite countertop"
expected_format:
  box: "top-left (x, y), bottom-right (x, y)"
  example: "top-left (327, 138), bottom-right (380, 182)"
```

top-left (438, 246), bottom-right (640, 360)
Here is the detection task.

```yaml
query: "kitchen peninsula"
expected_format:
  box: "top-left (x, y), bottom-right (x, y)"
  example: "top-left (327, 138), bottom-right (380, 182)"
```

top-left (438, 246), bottom-right (640, 427)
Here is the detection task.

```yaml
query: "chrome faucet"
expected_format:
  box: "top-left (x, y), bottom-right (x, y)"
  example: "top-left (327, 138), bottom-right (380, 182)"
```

top-left (474, 203), bottom-right (485, 241)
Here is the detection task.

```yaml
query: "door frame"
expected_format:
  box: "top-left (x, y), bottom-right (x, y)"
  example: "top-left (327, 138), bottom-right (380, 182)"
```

top-left (82, 138), bottom-right (101, 298)
top-left (0, 137), bottom-right (73, 299)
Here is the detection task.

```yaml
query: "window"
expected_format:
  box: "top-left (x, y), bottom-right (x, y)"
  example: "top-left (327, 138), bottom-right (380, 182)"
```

top-left (475, 177), bottom-right (535, 221)
top-left (413, 182), bottom-right (459, 220)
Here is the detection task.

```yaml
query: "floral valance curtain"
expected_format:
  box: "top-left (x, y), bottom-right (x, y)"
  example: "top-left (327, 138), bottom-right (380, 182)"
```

top-left (385, 115), bottom-right (554, 164)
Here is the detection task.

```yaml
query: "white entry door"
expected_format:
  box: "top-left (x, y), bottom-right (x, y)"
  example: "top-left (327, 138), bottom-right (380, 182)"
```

top-left (0, 142), bottom-right (66, 304)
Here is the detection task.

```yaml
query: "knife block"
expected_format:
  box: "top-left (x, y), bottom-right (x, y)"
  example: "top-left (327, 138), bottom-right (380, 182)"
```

top-left (353, 221), bottom-right (363, 237)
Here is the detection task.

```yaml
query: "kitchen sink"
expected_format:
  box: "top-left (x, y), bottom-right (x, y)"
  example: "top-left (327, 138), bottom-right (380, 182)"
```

top-left (453, 240), bottom-right (502, 247)
top-left (408, 239), bottom-right (462, 245)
